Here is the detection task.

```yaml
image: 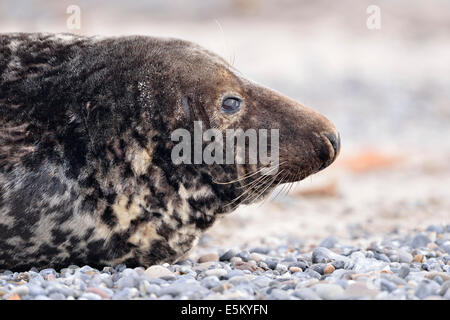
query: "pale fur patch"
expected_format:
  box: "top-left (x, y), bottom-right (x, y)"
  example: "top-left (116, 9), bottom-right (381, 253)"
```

top-left (128, 222), bottom-right (163, 250)
top-left (131, 148), bottom-right (152, 176)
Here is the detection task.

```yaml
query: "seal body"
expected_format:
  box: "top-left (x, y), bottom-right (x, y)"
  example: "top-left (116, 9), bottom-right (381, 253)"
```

top-left (0, 33), bottom-right (340, 270)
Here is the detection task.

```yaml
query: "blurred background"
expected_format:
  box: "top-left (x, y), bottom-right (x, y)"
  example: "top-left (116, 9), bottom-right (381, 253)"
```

top-left (1, 0), bottom-right (449, 251)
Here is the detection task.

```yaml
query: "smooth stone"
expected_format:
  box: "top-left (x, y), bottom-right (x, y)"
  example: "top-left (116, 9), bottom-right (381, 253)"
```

top-left (433, 276), bottom-right (444, 285)
top-left (268, 289), bottom-right (292, 300)
top-left (397, 250), bottom-right (413, 263)
top-left (48, 292), bottom-right (65, 300)
top-left (249, 253), bottom-right (267, 262)
top-left (310, 263), bottom-right (326, 275)
top-left (379, 279), bottom-right (397, 292)
top-left (324, 265), bottom-right (335, 274)
top-left (411, 234), bottom-right (431, 249)
top-left (319, 236), bottom-right (339, 249)
top-left (252, 276), bottom-right (271, 289)
top-left (160, 282), bottom-right (208, 297)
top-left (305, 268), bottom-right (321, 280)
top-left (201, 276), bottom-right (221, 289)
top-left (225, 270), bottom-right (245, 279)
top-left (415, 279), bottom-right (440, 299)
top-left (219, 249), bottom-right (238, 261)
top-left (424, 271), bottom-right (450, 282)
top-left (234, 261), bottom-right (264, 273)
top-left (289, 266), bottom-right (302, 273)
top-left (144, 283), bottom-right (161, 295)
top-left (426, 225), bottom-right (445, 234)
top-left (374, 253), bottom-right (391, 263)
top-left (80, 292), bottom-right (102, 300)
top-left (237, 250), bottom-right (250, 261)
top-left (193, 262), bottom-right (217, 273)
top-left (112, 288), bottom-right (139, 300)
top-left (266, 259), bottom-right (278, 270)
top-left (331, 260), bottom-right (346, 269)
top-left (289, 261), bottom-right (309, 270)
top-left (198, 253), bottom-right (219, 263)
top-left (117, 276), bottom-right (136, 290)
top-left (293, 287), bottom-right (321, 300)
top-left (85, 287), bottom-right (112, 299)
top-left (250, 247), bottom-right (271, 254)
top-left (312, 283), bottom-right (345, 300)
top-left (441, 243), bottom-right (450, 255)
top-left (144, 266), bottom-right (174, 279)
top-left (312, 247), bottom-right (349, 264)
top-left (204, 268), bottom-right (227, 278)
top-left (439, 280), bottom-right (450, 296)
top-left (444, 289), bottom-right (450, 300)
top-left (28, 284), bottom-right (46, 296)
top-left (10, 285), bottom-right (29, 296)
top-left (275, 264), bottom-right (288, 274)
top-left (229, 276), bottom-right (251, 286)
top-left (344, 282), bottom-right (379, 299)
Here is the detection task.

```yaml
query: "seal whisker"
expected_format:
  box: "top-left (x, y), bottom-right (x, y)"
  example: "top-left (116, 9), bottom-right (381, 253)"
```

top-left (250, 170), bottom-right (285, 206)
top-left (228, 170), bottom-right (283, 211)
top-left (237, 162), bottom-right (286, 189)
top-left (224, 171), bottom-right (275, 209)
top-left (269, 171), bottom-right (291, 202)
top-left (212, 160), bottom-right (287, 185)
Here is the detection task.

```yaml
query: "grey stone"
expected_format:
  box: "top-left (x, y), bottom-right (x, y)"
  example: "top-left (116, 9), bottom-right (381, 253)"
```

top-left (397, 250), bottom-right (413, 263)
top-left (415, 279), bottom-right (440, 299)
top-left (117, 276), bottom-right (136, 289)
top-left (312, 283), bottom-right (345, 300)
top-left (219, 249), bottom-right (238, 261)
top-left (312, 247), bottom-right (349, 264)
top-left (319, 236), bottom-right (339, 249)
top-left (293, 287), bottom-right (321, 300)
top-left (411, 234), bottom-right (431, 249)
top-left (201, 276), bottom-right (221, 289)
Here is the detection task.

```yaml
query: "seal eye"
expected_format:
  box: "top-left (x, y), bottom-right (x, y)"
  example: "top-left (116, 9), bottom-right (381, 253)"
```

top-left (221, 97), bottom-right (241, 114)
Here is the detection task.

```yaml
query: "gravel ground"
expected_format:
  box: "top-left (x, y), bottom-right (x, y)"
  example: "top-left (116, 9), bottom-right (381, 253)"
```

top-left (1, 225), bottom-right (449, 300)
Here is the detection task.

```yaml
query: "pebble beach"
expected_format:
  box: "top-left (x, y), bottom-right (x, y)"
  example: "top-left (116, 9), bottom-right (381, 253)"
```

top-left (1, 225), bottom-right (449, 300)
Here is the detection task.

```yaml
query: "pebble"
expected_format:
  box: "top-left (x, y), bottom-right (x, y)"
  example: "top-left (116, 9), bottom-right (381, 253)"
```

top-left (397, 249), bottom-right (413, 263)
top-left (312, 247), bottom-right (348, 264)
top-left (1, 224), bottom-right (449, 300)
top-left (289, 266), bottom-right (302, 273)
top-left (324, 265), bottom-right (335, 274)
top-left (398, 266), bottom-right (410, 278)
top-left (411, 234), bottom-right (431, 249)
top-left (293, 287), bottom-right (321, 300)
top-left (144, 266), bottom-right (174, 279)
top-left (319, 236), bottom-right (339, 249)
top-left (198, 253), bottom-right (219, 263)
top-left (219, 249), bottom-right (238, 261)
top-left (204, 268), bottom-right (227, 278)
top-left (344, 282), bottom-right (379, 299)
top-left (415, 279), bottom-right (440, 299)
top-left (312, 283), bottom-right (345, 300)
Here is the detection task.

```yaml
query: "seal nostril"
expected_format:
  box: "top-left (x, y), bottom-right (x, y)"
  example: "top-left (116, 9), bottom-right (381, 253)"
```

top-left (325, 132), bottom-right (340, 159)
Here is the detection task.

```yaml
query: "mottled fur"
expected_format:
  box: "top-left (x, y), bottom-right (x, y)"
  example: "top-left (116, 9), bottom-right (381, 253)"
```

top-left (0, 33), bottom-right (339, 270)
